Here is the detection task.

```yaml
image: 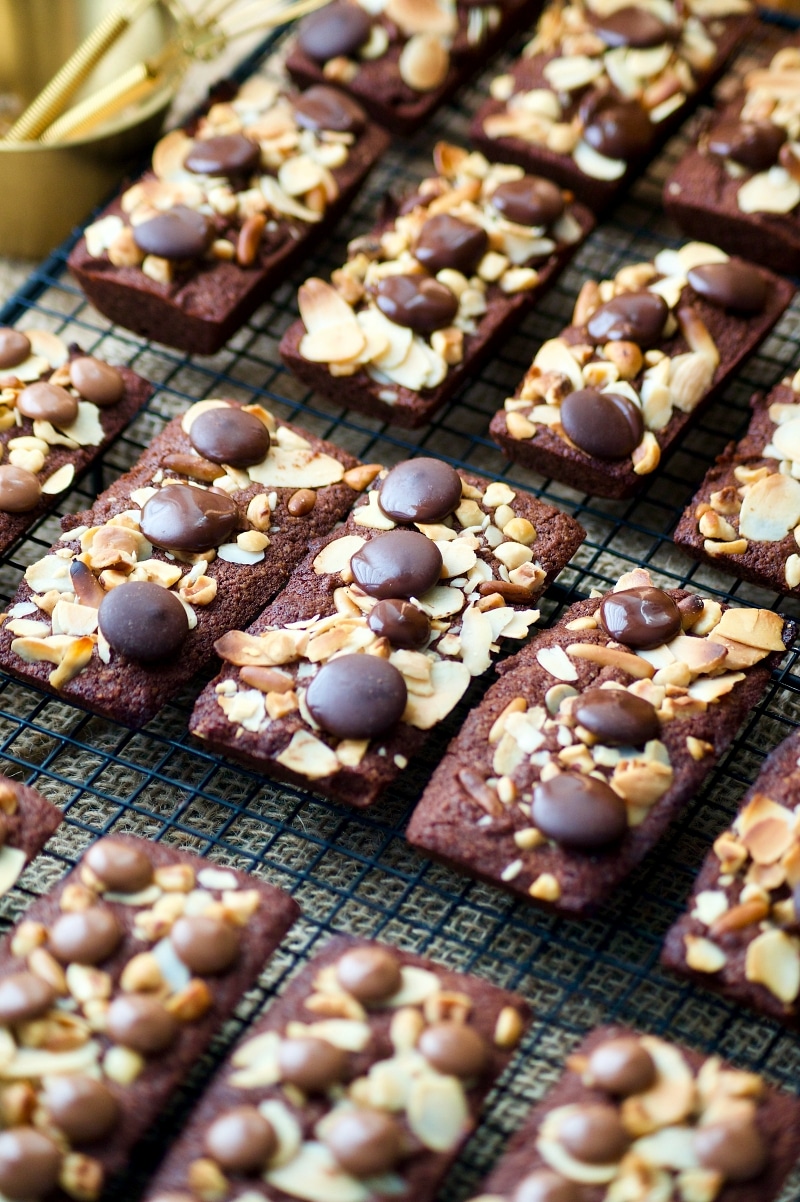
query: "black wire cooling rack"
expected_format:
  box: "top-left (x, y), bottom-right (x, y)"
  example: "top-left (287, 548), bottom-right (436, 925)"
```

top-left (2, 14), bottom-right (800, 1200)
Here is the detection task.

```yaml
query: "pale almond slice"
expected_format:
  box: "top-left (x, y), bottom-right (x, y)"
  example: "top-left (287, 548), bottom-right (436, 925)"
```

top-left (385, 0), bottom-right (457, 36)
top-left (299, 322), bottom-right (366, 364)
top-left (260, 176), bottom-right (322, 222)
top-left (543, 55), bottom-right (604, 93)
top-left (745, 928), bottom-right (800, 1003)
top-left (664, 632), bottom-right (727, 674)
top-left (276, 730), bottom-right (341, 781)
top-left (151, 129), bottom-right (192, 181)
top-left (687, 672), bottom-right (745, 703)
top-left (669, 352), bottom-right (715, 413)
top-left (677, 308), bottom-right (720, 368)
top-left (278, 155), bottom-right (325, 198)
top-left (771, 416), bottom-right (800, 463)
top-left (741, 815), bottom-right (795, 865)
top-left (536, 645), bottom-right (578, 681)
top-left (567, 643), bottom-right (654, 678)
top-left (572, 139), bottom-right (626, 181)
top-left (532, 339), bottom-right (584, 390)
top-left (672, 242), bottom-right (729, 273)
top-left (41, 463), bottom-right (75, 495)
top-left (684, 934), bottom-right (728, 974)
top-left (312, 535), bottom-right (365, 576)
top-left (398, 34), bottom-right (450, 91)
top-left (739, 472), bottom-right (800, 541)
top-left (266, 1141), bottom-right (369, 1202)
top-left (738, 166), bottom-right (800, 215)
top-left (712, 607), bottom-right (787, 652)
top-left (402, 660), bottom-right (470, 728)
top-left (248, 446), bottom-right (345, 489)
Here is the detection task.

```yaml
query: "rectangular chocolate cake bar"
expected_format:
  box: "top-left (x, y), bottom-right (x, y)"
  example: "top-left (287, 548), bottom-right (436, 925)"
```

top-left (68, 73), bottom-right (389, 354)
top-left (0, 834), bottom-right (299, 1202)
top-left (464, 1025), bottom-right (800, 1202)
top-left (470, 0), bottom-right (755, 212)
top-left (143, 935), bottom-right (530, 1202)
top-left (666, 41), bottom-right (800, 277)
top-left (674, 373), bottom-right (800, 596)
top-left (0, 398), bottom-right (369, 728)
top-left (488, 242), bottom-right (793, 499)
top-left (406, 568), bottom-right (794, 914)
top-left (663, 727), bottom-right (800, 1027)
top-left (0, 327), bottom-right (152, 554)
top-left (0, 773), bottom-right (62, 897)
top-left (189, 457), bottom-right (585, 807)
top-left (279, 142), bottom-right (594, 428)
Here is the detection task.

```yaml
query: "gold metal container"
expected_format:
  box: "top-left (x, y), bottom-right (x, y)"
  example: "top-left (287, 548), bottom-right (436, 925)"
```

top-left (0, 0), bottom-right (179, 259)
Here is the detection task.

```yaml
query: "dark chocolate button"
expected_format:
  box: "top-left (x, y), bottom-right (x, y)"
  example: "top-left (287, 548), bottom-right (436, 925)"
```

top-left (140, 483), bottom-right (238, 552)
top-left (106, 995), bottom-right (178, 1055)
top-left (204, 1106), bottom-right (278, 1173)
top-left (0, 329), bottom-right (31, 371)
top-left (297, 2), bottom-right (372, 61)
top-left (69, 356), bottom-right (125, 406)
top-left (0, 1129), bottom-right (62, 1201)
top-left (170, 915), bottom-right (240, 975)
top-left (586, 1037), bottom-right (656, 1095)
top-left (586, 291), bottom-right (668, 346)
top-left (0, 466), bottom-right (42, 513)
top-left (49, 907), bottom-right (123, 965)
top-left (278, 1036), bottom-right (349, 1093)
top-left (532, 774), bottom-right (628, 850)
top-left (306, 654), bottom-right (408, 739)
top-left (336, 945), bottom-right (403, 1003)
top-left (188, 406), bottom-right (271, 468)
top-left (324, 1110), bottom-right (404, 1177)
top-left (98, 581), bottom-right (189, 662)
top-left (18, 381), bottom-right (79, 426)
top-left (514, 1172), bottom-right (583, 1202)
top-left (560, 389), bottom-right (644, 459)
top-left (558, 1104), bottom-right (631, 1164)
top-left (292, 86), bottom-right (366, 134)
top-left (185, 134), bottom-right (260, 179)
top-left (573, 688), bottom-right (659, 747)
top-left (351, 529), bottom-right (443, 599)
top-left (598, 586), bottom-right (681, 649)
top-left (581, 94), bottom-right (652, 160)
top-left (84, 838), bottom-right (154, 892)
top-left (594, 6), bottom-right (676, 47)
top-left (413, 215), bottom-right (489, 276)
top-left (707, 119), bottom-right (785, 172)
top-left (418, 1022), bottom-right (490, 1078)
top-left (490, 176), bottom-right (565, 227)
top-left (43, 1076), bottom-right (119, 1143)
top-left (375, 274), bottom-right (458, 335)
top-left (133, 205), bottom-right (212, 261)
top-left (687, 261), bottom-right (767, 315)
top-left (368, 599), bottom-right (431, 649)
top-left (693, 1118), bottom-right (767, 1182)
top-left (378, 457), bottom-right (462, 523)
top-left (0, 972), bottom-right (56, 1025)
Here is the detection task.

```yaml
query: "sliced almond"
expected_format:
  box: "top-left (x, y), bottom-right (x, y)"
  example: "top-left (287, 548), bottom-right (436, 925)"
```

top-left (712, 607), bottom-right (787, 652)
top-left (739, 473), bottom-right (800, 541)
top-left (745, 928), bottom-right (800, 1003)
top-left (398, 33), bottom-right (450, 91)
top-left (567, 643), bottom-right (654, 678)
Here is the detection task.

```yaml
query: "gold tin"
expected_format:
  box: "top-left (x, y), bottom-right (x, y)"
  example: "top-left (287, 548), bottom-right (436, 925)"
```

top-left (0, 0), bottom-right (179, 259)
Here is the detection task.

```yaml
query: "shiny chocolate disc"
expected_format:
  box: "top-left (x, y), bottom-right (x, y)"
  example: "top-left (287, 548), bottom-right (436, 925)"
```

top-left (598, 586), bottom-right (681, 649)
top-left (585, 291), bottom-right (668, 346)
top-left (367, 598), bottom-right (431, 649)
top-left (0, 329), bottom-right (31, 370)
top-left (0, 466), bottom-right (42, 514)
top-left (375, 274), bottom-right (458, 335)
top-left (69, 356), bottom-right (125, 406)
top-left (581, 94), bottom-right (652, 160)
top-left (531, 773), bottom-right (628, 849)
top-left (593, 6), bottom-right (676, 47)
top-left (292, 86), bottom-right (366, 134)
top-left (204, 1107), bottom-right (277, 1173)
top-left (0, 972), bottom-right (56, 1025)
top-left (335, 945), bottom-right (403, 1002)
top-left (48, 907), bottom-right (123, 965)
top-left (557, 1104), bottom-right (631, 1164)
top-left (185, 134), bottom-right (260, 179)
top-left (324, 1110), bottom-right (405, 1177)
top-left (189, 405), bottom-right (271, 467)
top-left (707, 119), bottom-right (785, 172)
top-left (560, 389), bottom-right (643, 459)
top-left (18, 381), bottom-right (78, 426)
top-left (573, 688), bottom-right (659, 746)
top-left (84, 838), bottom-right (154, 893)
top-left (297, 2), bottom-right (372, 61)
top-left (513, 1173), bottom-right (583, 1202)
top-left (0, 1129), bottom-right (62, 1201)
top-left (133, 205), bottom-right (212, 261)
top-left (305, 653), bottom-right (408, 739)
top-left (140, 483), bottom-right (238, 552)
top-left (98, 581), bottom-right (189, 662)
top-left (413, 214), bottom-right (489, 276)
top-left (106, 995), bottom-right (178, 1055)
top-left (378, 457), bottom-right (462, 523)
top-left (350, 529), bottom-right (443, 599)
top-left (43, 1076), bottom-right (119, 1143)
top-left (490, 176), bottom-right (565, 227)
top-left (687, 260), bottom-right (767, 314)
top-left (693, 1118), bottom-right (767, 1182)
top-left (586, 1037), bottom-right (656, 1095)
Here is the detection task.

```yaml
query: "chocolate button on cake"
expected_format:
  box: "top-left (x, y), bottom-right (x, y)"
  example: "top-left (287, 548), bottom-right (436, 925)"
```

top-left (513, 1172), bottom-right (582, 1202)
top-left (324, 1110), bottom-right (405, 1177)
top-left (586, 291), bottom-right (668, 346)
top-left (687, 259), bottom-right (767, 314)
top-left (0, 328), bottom-right (30, 370)
top-left (306, 654), bottom-right (408, 739)
top-left (296, 1), bottom-right (372, 62)
top-left (532, 774), bottom-right (628, 850)
top-left (573, 688), bottom-right (659, 746)
top-left (581, 94), bottom-right (652, 161)
top-left (335, 944), bottom-right (403, 1002)
top-left (17, 381), bottom-right (78, 426)
top-left (418, 1021), bottom-right (490, 1078)
top-left (188, 405), bottom-right (271, 467)
top-left (560, 388), bottom-right (643, 459)
top-left (0, 1129), bottom-right (62, 1201)
top-left (707, 118), bottom-right (785, 172)
top-left (0, 972), bottom-right (56, 1024)
top-left (375, 275), bottom-right (459, 335)
top-left (278, 1036), bottom-right (349, 1092)
top-left (378, 457), bottom-right (462, 523)
top-left (132, 205), bottom-right (212, 261)
top-left (204, 1107), bottom-right (277, 1173)
top-left (490, 176), bottom-right (565, 227)
top-left (48, 907), bottom-right (123, 965)
top-left (367, 598), bottom-right (431, 648)
top-left (42, 1077), bottom-right (119, 1143)
top-left (556, 1103), bottom-right (631, 1163)
top-left (584, 1036), bottom-right (656, 1095)
top-left (106, 995), bottom-right (178, 1055)
top-left (598, 585), bottom-right (681, 648)
top-left (185, 134), bottom-right (260, 179)
top-left (140, 483), bottom-right (238, 552)
top-left (292, 86), bottom-right (366, 134)
top-left (0, 466), bottom-right (41, 513)
top-left (98, 581), bottom-right (189, 663)
top-left (170, 914), bottom-right (241, 975)
top-left (350, 529), bottom-right (443, 599)
top-left (593, 6), bottom-right (676, 47)
top-left (413, 214), bottom-right (489, 276)
top-left (84, 836), bottom-right (154, 892)
top-left (69, 356), bottom-right (125, 406)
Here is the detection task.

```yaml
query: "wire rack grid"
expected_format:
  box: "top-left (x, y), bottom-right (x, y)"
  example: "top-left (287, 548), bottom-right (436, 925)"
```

top-left (2, 14), bottom-right (800, 1201)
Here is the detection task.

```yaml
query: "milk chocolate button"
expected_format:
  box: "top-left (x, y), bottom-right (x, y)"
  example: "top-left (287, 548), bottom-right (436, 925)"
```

top-left (185, 134), bottom-right (260, 179)
top-left (379, 457), bottom-right (462, 523)
top-left (278, 1036), bottom-right (349, 1092)
top-left (413, 214), bottom-right (489, 276)
top-left (0, 466), bottom-right (42, 513)
top-left (560, 389), bottom-right (643, 459)
top-left (85, 838), bottom-right (153, 892)
top-left (140, 483), bottom-right (238, 551)
top-left (188, 406), bottom-right (271, 467)
top-left (49, 906), bottom-right (123, 965)
top-left (0, 972), bottom-right (56, 1024)
top-left (693, 1118), bottom-right (767, 1182)
top-left (368, 599), bottom-right (431, 649)
top-left (586, 1037), bottom-right (656, 1095)
top-left (204, 1106), bottom-right (277, 1173)
top-left (514, 1172), bottom-right (583, 1202)
top-left (586, 291), bottom-right (668, 346)
top-left (324, 1110), bottom-right (404, 1177)
top-left (170, 914), bottom-right (240, 975)
top-left (594, 6), bottom-right (675, 47)
top-left (581, 94), bottom-right (652, 160)
top-left (0, 1129), bottom-right (62, 1201)
top-left (18, 380), bottom-right (79, 426)
top-left (558, 1104), bottom-right (631, 1164)
top-left (708, 119), bottom-right (785, 171)
top-left (106, 995), bottom-right (178, 1054)
top-left (293, 86), bottom-right (365, 134)
top-left (43, 1076), bottom-right (119, 1143)
top-left (687, 260), bottom-right (767, 315)
top-left (375, 275), bottom-right (458, 335)
top-left (336, 945), bottom-right (403, 1003)
top-left (133, 205), bottom-right (212, 261)
top-left (419, 1021), bottom-right (490, 1078)
top-left (490, 176), bottom-right (565, 227)
top-left (306, 654), bottom-right (407, 739)
top-left (297, 2), bottom-right (372, 61)
top-left (0, 329), bottom-right (31, 370)
top-left (598, 586), bottom-right (681, 649)
top-left (351, 529), bottom-right (443, 599)
top-left (69, 356), bottom-right (125, 406)
top-left (532, 773), bottom-right (627, 850)
top-left (98, 581), bottom-right (189, 662)
top-left (574, 688), bottom-right (659, 746)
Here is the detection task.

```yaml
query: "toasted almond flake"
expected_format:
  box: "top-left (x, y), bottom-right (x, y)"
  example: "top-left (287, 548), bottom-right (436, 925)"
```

top-left (312, 535), bottom-right (366, 576)
top-left (691, 890), bottom-right (729, 926)
top-left (687, 672), bottom-right (745, 703)
top-left (41, 463), bottom-right (75, 495)
top-left (684, 934), bottom-right (727, 974)
top-left (712, 607), bottom-right (787, 652)
top-left (249, 446), bottom-right (345, 490)
top-left (408, 1073), bottom-right (469, 1151)
top-left (0, 847), bottom-right (27, 897)
top-left (745, 928), bottom-right (800, 1003)
top-left (568, 643), bottom-right (654, 678)
top-left (403, 660), bottom-right (470, 729)
top-left (276, 730), bottom-right (340, 780)
top-left (536, 645), bottom-right (578, 681)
